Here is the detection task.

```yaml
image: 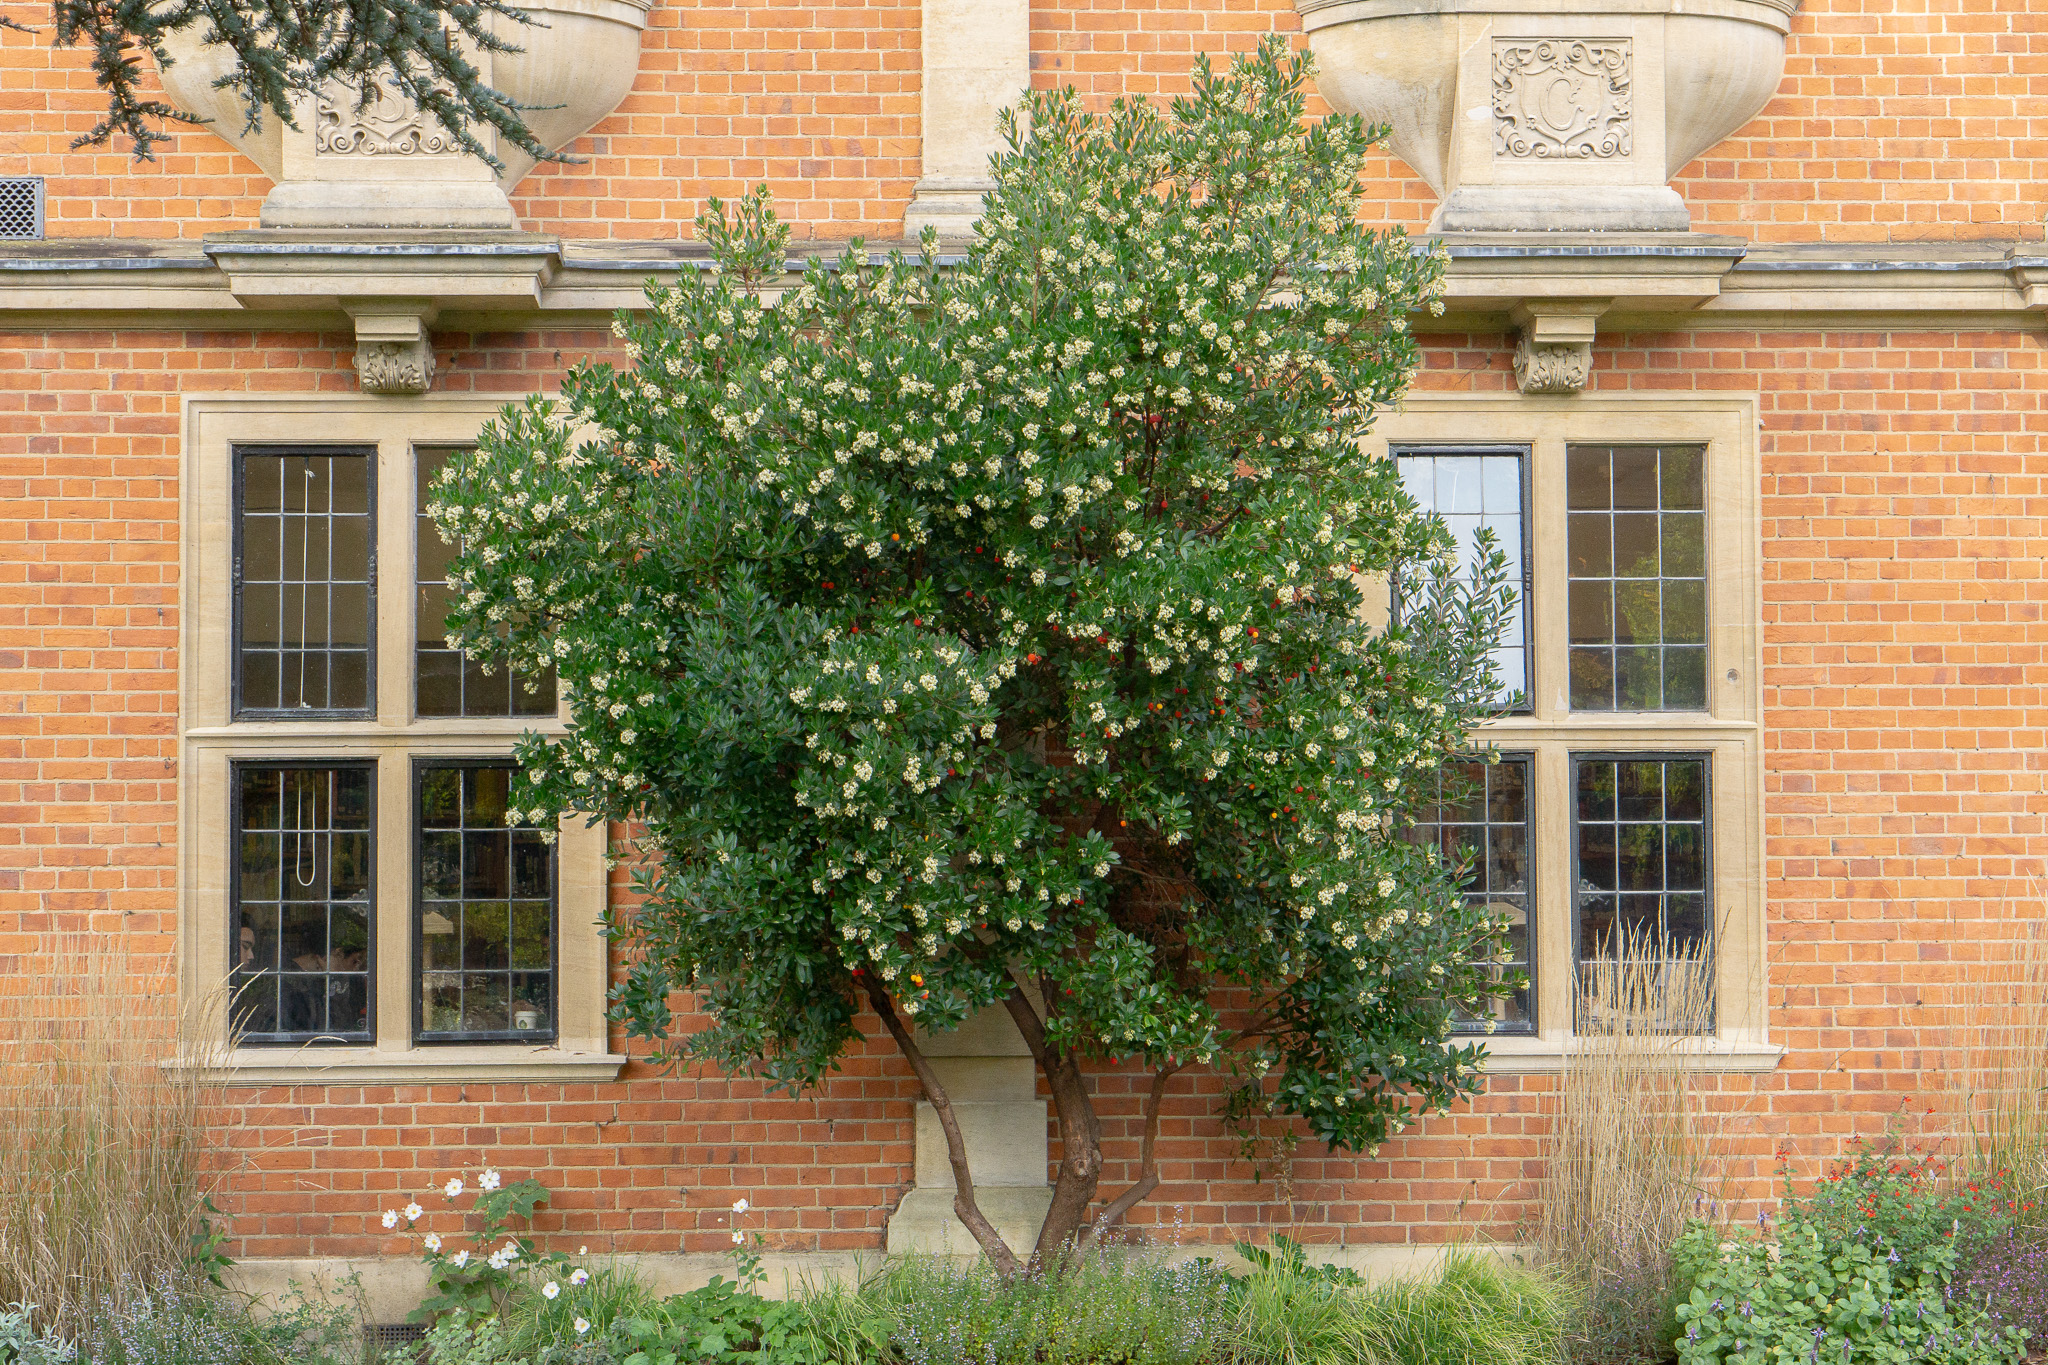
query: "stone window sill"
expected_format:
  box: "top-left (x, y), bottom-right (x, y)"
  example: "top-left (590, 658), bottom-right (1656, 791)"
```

top-left (169, 1045), bottom-right (627, 1086)
top-left (1473, 1035), bottom-right (1782, 1075)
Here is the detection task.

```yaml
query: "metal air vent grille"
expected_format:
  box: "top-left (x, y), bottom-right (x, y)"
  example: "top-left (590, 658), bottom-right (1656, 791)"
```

top-left (0, 177), bottom-right (43, 239)
top-left (363, 1322), bottom-right (429, 1362)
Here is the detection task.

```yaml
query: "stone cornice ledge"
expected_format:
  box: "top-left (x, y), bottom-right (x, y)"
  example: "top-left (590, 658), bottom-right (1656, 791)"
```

top-left (1428, 235), bottom-right (2048, 328)
top-left (1711, 242), bottom-right (2048, 323)
top-left (0, 232), bottom-right (2045, 330)
top-left (205, 230), bottom-right (563, 312)
top-left (1435, 232), bottom-right (1749, 315)
top-left (1477, 1034), bottom-right (1783, 1075)
top-left (169, 1044), bottom-right (627, 1086)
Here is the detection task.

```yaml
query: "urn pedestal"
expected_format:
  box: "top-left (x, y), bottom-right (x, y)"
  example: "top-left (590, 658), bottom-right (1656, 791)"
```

top-left (154, 0), bottom-right (650, 230)
top-left (1297, 0), bottom-right (1799, 233)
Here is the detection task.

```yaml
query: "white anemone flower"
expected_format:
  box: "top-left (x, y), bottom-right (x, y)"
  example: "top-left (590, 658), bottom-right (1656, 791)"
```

top-left (451, 1251), bottom-right (470, 1269)
top-left (380, 1210), bottom-right (399, 1230)
top-left (444, 1178), bottom-right (465, 1199)
top-left (542, 1282), bottom-right (560, 1300)
top-left (574, 1319), bottom-right (590, 1336)
top-left (479, 1169), bottom-right (502, 1192)
top-left (569, 1269), bottom-right (589, 1287)
top-left (403, 1203), bottom-right (424, 1223)
top-left (423, 1233), bottom-right (443, 1253)
top-left (731, 1198), bottom-right (749, 1213)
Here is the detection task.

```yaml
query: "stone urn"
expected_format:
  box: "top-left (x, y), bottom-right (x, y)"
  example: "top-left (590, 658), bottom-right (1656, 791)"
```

top-left (154, 0), bottom-right (650, 229)
top-left (1296, 0), bottom-right (1800, 232)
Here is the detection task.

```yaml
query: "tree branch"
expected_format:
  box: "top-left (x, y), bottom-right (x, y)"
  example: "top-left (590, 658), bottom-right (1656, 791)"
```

top-left (862, 975), bottom-right (1020, 1277)
top-left (1081, 1064), bottom-right (1178, 1247)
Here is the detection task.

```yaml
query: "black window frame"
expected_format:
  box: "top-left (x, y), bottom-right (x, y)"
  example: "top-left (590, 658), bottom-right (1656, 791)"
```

top-left (411, 442), bottom-right (559, 721)
top-left (228, 758), bottom-right (377, 1046)
top-left (411, 757), bottom-right (560, 1046)
top-left (231, 443), bottom-right (379, 721)
top-left (1569, 749), bottom-right (1715, 1031)
top-left (1390, 443), bottom-right (1535, 716)
top-left (1562, 443), bottom-right (1710, 714)
top-left (1407, 751), bottom-right (1537, 1035)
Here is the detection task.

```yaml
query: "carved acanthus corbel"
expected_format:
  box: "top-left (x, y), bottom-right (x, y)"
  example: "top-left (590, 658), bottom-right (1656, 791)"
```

top-left (348, 306), bottom-right (437, 395)
top-left (1509, 299), bottom-right (1609, 395)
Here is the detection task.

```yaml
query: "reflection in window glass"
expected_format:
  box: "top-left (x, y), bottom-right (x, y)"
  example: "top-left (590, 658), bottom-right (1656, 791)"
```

top-left (415, 446), bottom-right (558, 718)
top-left (416, 763), bottom-right (556, 1042)
top-left (1566, 445), bottom-right (1707, 711)
top-left (1407, 757), bottom-right (1533, 1031)
top-left (1574, 755), bottom-right (1709, 967)
top-left (236, 449), bottom-right (373, 714)
top-left (1397, 452), bottom-right (1527, 704)
top-left (231, 765), bottom-right (373, 1043)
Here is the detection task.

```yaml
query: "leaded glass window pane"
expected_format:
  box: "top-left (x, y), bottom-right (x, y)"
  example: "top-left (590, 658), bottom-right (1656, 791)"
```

top-left (1574, 754), bottom-right (1710, 966)
top-left (1566, 445), bottom-right (1707, 711)
top-left (415, 446), bottom-right (558, 718)
top-left (235, 448), bottom-right (374, 715)
top-left (231, 764), bottom-right (374, 1043)
top-left (416, 762), bottom-right (557, 1042)
top-left (1396, 450), bottom-right (1528, 706)
top-left (1408, 756), bottom-right (1533, 1031)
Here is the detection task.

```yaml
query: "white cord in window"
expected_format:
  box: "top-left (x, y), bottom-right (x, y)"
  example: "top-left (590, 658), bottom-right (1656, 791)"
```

top-left (292, 769), bottom-right (317, 889)
top-left (297, 461), bottom-right (315, 708)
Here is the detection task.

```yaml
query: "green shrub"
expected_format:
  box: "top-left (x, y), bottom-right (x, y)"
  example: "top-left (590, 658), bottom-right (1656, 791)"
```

top-left (75, 1273), bottom-right (358, 1365)
top-left (1218, 1239), bottom-right (1570, 1365)
top-left (778, 1238), bottom-right (1569, 1365)
top-left (234, 1277), bottom-right (365, 1365)
top-left (412, 1267), bottom-right (823, 1365)
top-left (612, 1274), bottom-right (828, 1365)
top-left (398, 1239), bottom-right (1573, 1365)
top-left (403, 1310), bottom-right (618, 1365)
top-left (499, 1263), bottom-right (657, 1362)
top-left (1672, 1141), bottom-right (2029, 1364)
top-left (406, 1315), bottom-right (518, 1365)
top-left (1340, 1250), bottom-right (1573, 1365)
top-left (0, 1303), bottom-right (76, 1365)
top-left (865, 1250), bottom-right (1230, 1365)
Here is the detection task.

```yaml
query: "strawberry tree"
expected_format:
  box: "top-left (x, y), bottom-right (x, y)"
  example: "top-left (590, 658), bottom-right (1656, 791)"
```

top-left (431, 37), bottom-right (1517, 1274)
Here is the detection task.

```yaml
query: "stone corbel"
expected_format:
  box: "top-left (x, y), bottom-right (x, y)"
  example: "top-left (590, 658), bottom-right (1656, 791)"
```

top-left (348, 304), bottom-right (437, 395)
top-left (1509, 299), bottom-right (1609, 395)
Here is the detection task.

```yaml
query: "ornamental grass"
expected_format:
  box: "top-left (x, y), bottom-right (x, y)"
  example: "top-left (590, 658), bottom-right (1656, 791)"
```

top-left (1531, 933), bottom-right (1719, 1365)
top-left (780, 1242), bottom-right (1571, 1365)
top-left (0, 935), bottom-right (230, 1334)
top-left (1944, 911), bottom-right (2048, 1224)
top-left (1941, 912), bottom-right (2048, 1344)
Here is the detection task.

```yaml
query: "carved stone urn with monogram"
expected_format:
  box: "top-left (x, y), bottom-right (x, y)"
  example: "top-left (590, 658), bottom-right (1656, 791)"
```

top-left (1296, 0), bottom-right (1799, 233)
top-left (150, 0), bottom-right (648, 394)
top-left (1297, 0), bottom-right (1799, 393)
top-left (152, 0), bottom-right (650, 233)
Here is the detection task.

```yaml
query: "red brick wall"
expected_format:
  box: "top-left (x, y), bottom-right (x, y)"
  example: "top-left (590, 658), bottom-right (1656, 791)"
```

top-left (7, 322), bottom-right (2048, 1256)
top-left (0, 0), bottom-right (2040, 242)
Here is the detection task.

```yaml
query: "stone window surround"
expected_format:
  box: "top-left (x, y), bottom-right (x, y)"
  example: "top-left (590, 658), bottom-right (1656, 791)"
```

top-left (1364, 394), bottom-right (1775, 1074)
top-left (176, 393), bottom-right (1768, 1081)
top-left (177, 396), bottom-right (623, 1085)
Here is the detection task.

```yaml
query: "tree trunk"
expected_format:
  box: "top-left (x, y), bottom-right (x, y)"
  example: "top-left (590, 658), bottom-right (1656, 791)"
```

top-left (1081, 1065), bottom-right (1174, 1248)
top-left (1002, 979), bottom-right (1104, 1269)
top-left (863, 976), bottom-right (1021, 1277)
